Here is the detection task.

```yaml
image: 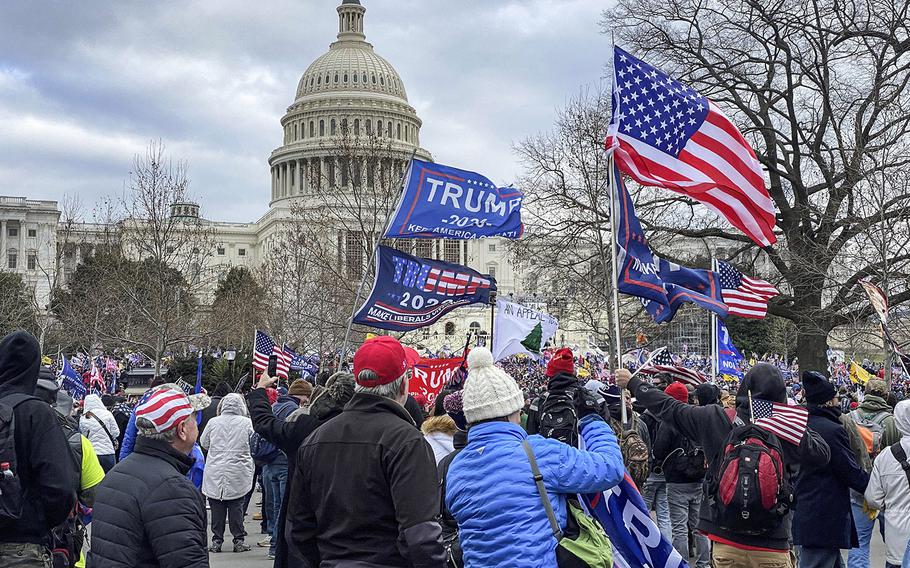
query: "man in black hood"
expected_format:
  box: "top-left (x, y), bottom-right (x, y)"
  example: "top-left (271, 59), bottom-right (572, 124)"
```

top-left (0, 330), bottom-right (77, 566)
top-left (617, 362), bottom-right (830, 567)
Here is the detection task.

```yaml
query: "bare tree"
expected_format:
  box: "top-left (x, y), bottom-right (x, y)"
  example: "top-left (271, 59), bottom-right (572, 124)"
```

top-left (0, 270), bottom-right (37, 336)
top-left (605, 0), bottom-right (910, 371)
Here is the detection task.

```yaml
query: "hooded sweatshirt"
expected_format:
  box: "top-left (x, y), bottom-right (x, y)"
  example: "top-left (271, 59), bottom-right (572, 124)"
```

top-left (865, 400), bottom-right (910, 565)
top-left (0, 331), bottom-right (77, 544)
top-left (629, 362), bottom-right (830, 551)
top-left (80, 393), bottom-right (121, 456)
top-left (200, 393), bottom-right (254, 500)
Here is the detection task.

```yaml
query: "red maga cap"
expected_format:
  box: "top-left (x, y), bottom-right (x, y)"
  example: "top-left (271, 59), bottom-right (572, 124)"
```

top-left (353, 336), bottom-right (408, 387)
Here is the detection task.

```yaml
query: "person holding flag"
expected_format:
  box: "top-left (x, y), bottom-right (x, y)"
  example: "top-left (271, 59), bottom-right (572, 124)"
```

top-left (616, 363), bottom-right (830, 567)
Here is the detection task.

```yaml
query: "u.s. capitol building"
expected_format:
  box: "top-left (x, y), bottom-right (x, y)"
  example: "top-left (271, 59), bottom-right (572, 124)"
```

top-left (1, 0), bottom-right (522, 351)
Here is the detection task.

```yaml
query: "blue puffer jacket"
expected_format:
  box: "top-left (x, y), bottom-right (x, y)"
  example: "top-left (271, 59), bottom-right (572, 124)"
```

top-left (446, 416), bottom-right (624, 568)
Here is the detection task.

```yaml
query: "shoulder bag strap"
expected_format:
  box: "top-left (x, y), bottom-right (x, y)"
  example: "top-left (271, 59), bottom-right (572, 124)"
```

top-left (522, 439), bottom-right (563, 541)
top-left (890, 443), bottom-right (910, 488)
top-left (88, 412), bottom-right (117, 446)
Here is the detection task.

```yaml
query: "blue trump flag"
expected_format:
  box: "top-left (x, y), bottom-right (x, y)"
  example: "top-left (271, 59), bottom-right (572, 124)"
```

top-left (59, 356), bottom-right (87, 400)
top-left (353, 245), bottom-right (496, 332)
top-left (717, 320), bottom-right (744, 377)
top-left (614, 164), bottom-right (728, 323)
top-left (385, 158), bottom-right (524, 240)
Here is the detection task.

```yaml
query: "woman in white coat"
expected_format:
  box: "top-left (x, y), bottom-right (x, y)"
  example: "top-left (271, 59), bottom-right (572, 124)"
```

top-left (80, 393), bottom-right (120, 472)
top-left (865, 399), bottom-right (910, 568)
top-left (200, 393), bottom-right (254, 553)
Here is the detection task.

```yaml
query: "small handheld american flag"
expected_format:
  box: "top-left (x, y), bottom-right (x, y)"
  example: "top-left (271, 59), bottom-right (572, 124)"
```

top-left (752, 397), bottom-right (808, 446)
top-left (639, 349), bottom-right (706, 387)
top-left (253, 330), bottom-right (291, 380)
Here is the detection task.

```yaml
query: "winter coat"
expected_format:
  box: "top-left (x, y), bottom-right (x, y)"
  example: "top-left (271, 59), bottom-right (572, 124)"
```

top-left (865, 400), bottom-right (910, 565)
top-left (199, 393), bottom-right (254, 501)
top-left (0, 331), bottom-right (77, 544)
top-left (437, 429), bottom-right (467, 540)
top-left (89, 437), bottom-right (209, 568)
top-left (525, 372), bottom-right (579, 435)
top-left (792, 405), bottom-right (869, 549)
top-left (286, 393), bottom-right (445, 568)
top-left (446, 416), bottom-right (625, 568)
top-left (422, 415), bottom-right (457, 465)
top-left (855, 395), bottom-right (902, 449)
top-left (119, 409), bottom-right (138, 460)
top-left (247, 388), bottom-right (327, 568)
top-left (81, 394), bottom-right (121, 456)
top-left (627, 364), bottom-right (831, 551)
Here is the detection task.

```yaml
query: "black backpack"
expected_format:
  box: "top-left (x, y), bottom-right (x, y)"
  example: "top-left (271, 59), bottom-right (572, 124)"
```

top-left (0, 393), bottom-right (32, 523)
top-left (537, 390), bottom-right (578, 448)
top-left (249, 431), bottom-right (281, 464)
top-left (48, 415), bottom-right (85, 568)
top-left (708, 422), bottom-right (793, 535)
top-left (661, 433), bottom-right (706, 482)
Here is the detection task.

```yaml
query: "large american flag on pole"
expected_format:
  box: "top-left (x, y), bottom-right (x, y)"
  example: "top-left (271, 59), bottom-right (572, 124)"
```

top-left (638, 350), bottom-right (706, 387)
top-left (606, 46), bottom-right (777, 248)
top-left (253, 330), bottom-right (291, 379)
top-left (717, 260), bottom-right (779, 319)
top-left (752, 398), bottom-right (808, 445)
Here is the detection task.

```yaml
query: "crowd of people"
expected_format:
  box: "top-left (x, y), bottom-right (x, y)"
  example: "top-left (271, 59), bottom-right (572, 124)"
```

top-left (2, 327), bottom-right (910, 567)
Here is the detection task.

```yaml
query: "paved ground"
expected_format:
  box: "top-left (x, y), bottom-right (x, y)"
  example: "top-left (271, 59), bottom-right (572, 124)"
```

top-left (208, 489), bottom-right (889, 568)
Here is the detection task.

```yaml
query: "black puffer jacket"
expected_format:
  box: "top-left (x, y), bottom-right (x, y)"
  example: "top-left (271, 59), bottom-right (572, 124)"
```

top-left (0, 330), bottom-right (77, 544)
top-left (629, 363), bottom-right (831, 550)
top-left (286, 393), bottom-right (445, 567)
top-left (89, 437), bottom-right (209, 568)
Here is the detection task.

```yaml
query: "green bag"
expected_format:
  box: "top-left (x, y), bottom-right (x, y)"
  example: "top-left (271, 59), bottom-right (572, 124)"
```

top-left (522, 440), bottom-right (613, 568)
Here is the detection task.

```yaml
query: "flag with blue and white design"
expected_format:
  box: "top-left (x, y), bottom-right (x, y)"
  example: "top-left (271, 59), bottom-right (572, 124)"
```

top-left (59, 356), bottom-right (87, 400)
top-left (717, 320), bottom-right (743, 378)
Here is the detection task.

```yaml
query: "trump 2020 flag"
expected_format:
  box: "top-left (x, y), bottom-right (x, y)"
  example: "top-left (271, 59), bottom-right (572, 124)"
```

top-left (384, 159), bottom-right (524, 240)
top-left (353, 245), bottom-right (495, 332)
top-left (614, 163), bottom-right (728, 323)
top-left (717, 320), bottom-right (744, 378)
top-left (59, 356), bottom-right (87, 400)
top-left (606, 46), bottom-right (776, 248)
top-left (492, 299), bottom-right (559, 361)
top-left (580, 473), bottom-right (687, 568)
top-left (411, 357), bottom-right (465, 408)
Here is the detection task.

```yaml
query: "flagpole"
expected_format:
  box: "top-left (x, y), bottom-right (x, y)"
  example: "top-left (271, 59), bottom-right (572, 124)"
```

top-left (608, 155), bottom-right (626, 424)
top-left (489, 291), bottom-right (497, 349)
top-left (711, 257), bottom-right (719, 381)
top-left (338, 147), bottom-right (419, 369)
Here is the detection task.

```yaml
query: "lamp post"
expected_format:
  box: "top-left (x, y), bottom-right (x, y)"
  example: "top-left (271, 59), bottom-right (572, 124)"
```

top-left (225, 349), bottom-right (236, 381)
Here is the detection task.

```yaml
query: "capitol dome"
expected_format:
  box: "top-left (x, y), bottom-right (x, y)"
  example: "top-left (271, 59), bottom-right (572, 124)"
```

top-left (267, 0), bottom-right (431, 207)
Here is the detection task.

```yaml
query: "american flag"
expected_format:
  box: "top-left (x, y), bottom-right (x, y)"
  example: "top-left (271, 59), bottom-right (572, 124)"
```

top-left (717, 261), bottom-right (779, 319)
top-left (253, 330), bottom-right (290, 379)
top-left (423, 269), bottom-right (492, 297)
top-left (752, 398), bottom-right (808, 445)
top-left (638, 350), bottom-right (706, 386)
top-left (606, 46), bottom-right (777, 248)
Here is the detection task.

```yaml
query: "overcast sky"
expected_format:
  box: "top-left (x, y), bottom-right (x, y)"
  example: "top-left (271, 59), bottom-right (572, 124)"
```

top-left (0, 0), bottom-right (611, 222)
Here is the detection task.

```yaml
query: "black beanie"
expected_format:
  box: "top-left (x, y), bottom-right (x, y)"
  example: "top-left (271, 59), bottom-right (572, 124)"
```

top-left (803, 371), bottom-right (836, 405)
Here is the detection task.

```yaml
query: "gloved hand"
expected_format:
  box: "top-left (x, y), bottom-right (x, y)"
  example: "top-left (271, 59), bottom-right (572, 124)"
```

top-left (575, 388), bottom-right (602, 420)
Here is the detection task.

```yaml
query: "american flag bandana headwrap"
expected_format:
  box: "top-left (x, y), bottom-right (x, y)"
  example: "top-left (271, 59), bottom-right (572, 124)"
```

top-left (136, 386), bottom-right (210, 433)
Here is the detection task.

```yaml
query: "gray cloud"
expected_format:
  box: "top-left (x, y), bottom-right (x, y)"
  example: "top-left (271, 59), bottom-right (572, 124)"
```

top-left (0, 0), bottom-right (609, 222)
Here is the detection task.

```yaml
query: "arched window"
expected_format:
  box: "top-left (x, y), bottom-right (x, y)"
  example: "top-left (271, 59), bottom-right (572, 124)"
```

top-left (317, 75), bottom-right (321, 85)
top-left (469, 321), bottom-right (481, 333)
top-left (294, 123), bottom-right (298, 140)
top-left (334, 73), bottom-right (339, 83)
top-left (380, 75), bottom-right (384, 86)
top-left (377, 121), bottom-right (383, 137)
top-left (331, 119), bottom-right (337, 135)
top-left (319, 120), bottom-right (325, 136)
top-left (309, 121), bottom-right (315, 137)
top-left (353, 73), bottom-right (358, 83)
top-left (366, 119), bottom-right (372, 135)
top-left (387, 121), bottom-right (392, 137)
top-left (444, 322), bottom-right (456, 336)
top-left (354, 119), bottom-right (360, 135)
top-left (397, 123), bottom-right (401, 140)
top-left (372, 74), bottom-right (376, 84)
top-left (343, 73), bottom-right (348, 83)
top-left (362, 73), bottom-right (367, 83)
top-left (325, 73), bottom-right (330, 84)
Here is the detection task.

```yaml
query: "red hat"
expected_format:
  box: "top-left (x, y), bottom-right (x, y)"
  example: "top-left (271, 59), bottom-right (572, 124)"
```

top-left (546, 348), bottom-right (575, 378)
top-left (354, 336), bottom-right (409, 387)
top-left (403, 347), bottom-right (421, 367)
top-left (665, 381), bottom-right (689, 403)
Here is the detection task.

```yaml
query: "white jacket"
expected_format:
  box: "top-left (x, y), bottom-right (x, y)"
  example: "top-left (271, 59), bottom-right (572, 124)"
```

top-left (421, 415), bottom-right (456, 465)
top-left (865, 400), bottom-right (910, 565)
top-left (80, 394), bottom-right (120, 456)
top-left (200, 393), bottom-right (254, 501)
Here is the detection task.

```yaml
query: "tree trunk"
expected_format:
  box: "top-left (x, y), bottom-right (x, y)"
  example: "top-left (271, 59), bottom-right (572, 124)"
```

top-left (795, 325), bottom-right (829, 375)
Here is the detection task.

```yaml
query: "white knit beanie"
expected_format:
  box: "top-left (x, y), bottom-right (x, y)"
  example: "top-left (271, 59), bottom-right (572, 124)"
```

top-left (462, 347), bottom-right (525, 424)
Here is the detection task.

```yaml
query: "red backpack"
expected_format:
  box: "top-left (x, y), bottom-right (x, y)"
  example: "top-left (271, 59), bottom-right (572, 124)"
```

top-left (708, 411), bottom-right (793, 535)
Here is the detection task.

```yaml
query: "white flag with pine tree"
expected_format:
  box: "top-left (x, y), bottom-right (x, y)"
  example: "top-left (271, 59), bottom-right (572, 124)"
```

top-left (492, 298), bottom-right (559, 361)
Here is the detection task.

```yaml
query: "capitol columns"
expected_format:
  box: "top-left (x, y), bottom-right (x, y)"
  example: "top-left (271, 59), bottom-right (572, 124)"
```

top-left (297, 159), bottom-right (304, 194)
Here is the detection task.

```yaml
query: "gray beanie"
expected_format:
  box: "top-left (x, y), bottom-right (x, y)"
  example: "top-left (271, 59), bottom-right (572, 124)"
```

top-left (462, 348), bottom-right (524, 424)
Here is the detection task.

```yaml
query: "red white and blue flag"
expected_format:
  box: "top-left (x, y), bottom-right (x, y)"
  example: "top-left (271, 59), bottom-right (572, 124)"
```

top-left (753, 398), bottom-right (808, 445)
top-left (607, 46), bottom-right (777, 248)
top-left (253, 330), bottom-right (291, 379)
top-left (638, 349), bottom-right (706, 386)
top-left (717, 261), bottom-right (779, 319)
